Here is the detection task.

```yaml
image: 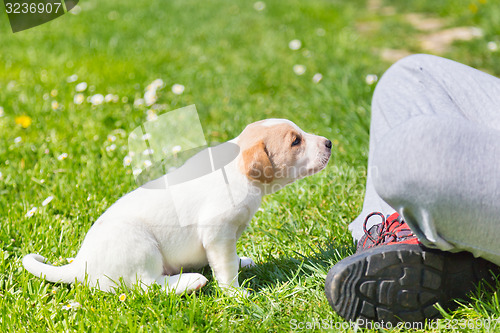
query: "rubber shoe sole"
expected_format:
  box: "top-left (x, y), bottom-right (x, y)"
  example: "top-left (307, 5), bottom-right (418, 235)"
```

top-left (325, 244), bottom-right (499, 325)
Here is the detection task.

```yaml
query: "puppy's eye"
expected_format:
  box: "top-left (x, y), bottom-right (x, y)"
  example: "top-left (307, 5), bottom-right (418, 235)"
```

top-left (291, 137), bottom-right (301, 147)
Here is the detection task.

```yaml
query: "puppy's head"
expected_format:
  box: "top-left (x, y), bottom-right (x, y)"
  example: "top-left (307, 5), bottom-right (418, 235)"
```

top-left (236, 119), bottom-right (331, 192)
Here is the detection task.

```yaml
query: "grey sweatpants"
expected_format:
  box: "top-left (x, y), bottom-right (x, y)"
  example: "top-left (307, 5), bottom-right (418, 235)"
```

top-left (348, 54), bottom-right (500, 266)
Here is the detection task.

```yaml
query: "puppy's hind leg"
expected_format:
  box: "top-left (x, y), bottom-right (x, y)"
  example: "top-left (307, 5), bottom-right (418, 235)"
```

top-left (156, 273), bottom-right (208, 295)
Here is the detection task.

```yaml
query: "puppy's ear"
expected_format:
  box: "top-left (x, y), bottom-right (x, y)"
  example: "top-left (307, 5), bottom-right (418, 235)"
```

top-left (242, 141), bottom-right (274, 183)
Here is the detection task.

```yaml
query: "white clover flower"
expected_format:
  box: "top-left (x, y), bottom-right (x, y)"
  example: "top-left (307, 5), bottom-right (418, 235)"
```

top-left (75, 82), bottom-right (87, 92)
top-left (144, 89), bottom-right (157, 106)
top-left (0, 106), bottom-right (4, 117)
top-left (365, 74), bottom-right (378, 85)
top-left (316, 28), bottom-right (326, 36)
top-left (108, 11), bottom-right (118, 20)
top-left (25, 207), bottom-right (37, 218)
top-left (143, 160), bottom-right (152, 168)
top-left (172, 145), bottom-right (182, 153)
top-left (106, 144), bottom-right (117, 152)
top-left (134, 98), bottom-right (145, 107)
top-left (74, 93), bottom-right (84, 105)
top-left (288, 39), bottom-right (302, 50)
top-left (150, 79), bottom-right (164, 90)
top-left (90, 94), bottom-right (104, 106)
top-left (62, 302), bottom-right (81, 310)
top-left (123, 155), bottom-right (132, 167)
top-left (42, 196), bottom-right (53, 206)
top-left (487, 41), bottom-right (498, 52)
top-left (133, 168), bottom-right (142, 176)
top-left (51, 101), bottom-right (59, 110)
top-left (143, 148), bottom-right (154, 155)
top-left (146, 110), bottom-right (158, 121)
top-left (312, 73), bottom-right (323, 83)
top-left (293, 64), bottom-right (306, 75)
top-left (14, 137), bottom-right (22, 143)
top-left (67, 74), bottom-right (78, 83)
top-left (107, 135), bottom-right (116, 142)
top-left (171, 84), bottom-right (185, 95)
top-left (253, 1), bottom-right (265, 11)
top-left (58, 153), bottom-right (68, 161)
top-left (105, 94), bottom-right (115, 103)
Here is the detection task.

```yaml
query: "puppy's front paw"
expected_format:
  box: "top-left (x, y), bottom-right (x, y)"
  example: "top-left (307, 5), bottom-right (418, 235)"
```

top-left (165, 273), bottom-right (208, 295)
top-left (239, 256), bottom-right (256, 268)
top-left (185, 273), bottom-right (209, 294)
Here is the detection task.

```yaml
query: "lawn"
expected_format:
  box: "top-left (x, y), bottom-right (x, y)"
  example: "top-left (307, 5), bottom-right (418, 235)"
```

top-left (1, 0), bottom-right (499, 331)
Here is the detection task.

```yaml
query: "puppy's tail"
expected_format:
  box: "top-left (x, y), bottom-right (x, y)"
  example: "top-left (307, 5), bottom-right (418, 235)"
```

top-left (22, 254), bottom-right (80, 284)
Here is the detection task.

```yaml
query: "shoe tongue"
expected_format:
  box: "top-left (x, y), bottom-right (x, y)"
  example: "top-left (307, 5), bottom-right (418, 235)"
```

top-left (385, 213), bottom-right (401, 231)
top-left (395, 229), bottom-right (413, 238)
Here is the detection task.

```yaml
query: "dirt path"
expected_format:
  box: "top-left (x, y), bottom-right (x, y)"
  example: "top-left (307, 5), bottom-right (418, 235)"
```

top-left (361, 0), bottom-right (483, 62)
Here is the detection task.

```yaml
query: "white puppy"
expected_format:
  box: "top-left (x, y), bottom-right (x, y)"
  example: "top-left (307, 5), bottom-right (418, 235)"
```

top-left (23, 119), bottom-right (332, 294)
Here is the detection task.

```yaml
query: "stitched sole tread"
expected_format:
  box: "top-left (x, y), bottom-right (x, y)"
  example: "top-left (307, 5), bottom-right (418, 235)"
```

top-left (325, 244), bottom-right (499, 325)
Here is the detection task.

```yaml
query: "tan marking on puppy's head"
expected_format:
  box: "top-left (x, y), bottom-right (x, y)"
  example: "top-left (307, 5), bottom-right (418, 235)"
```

top-left (241, 141), bottom-right (274, 183)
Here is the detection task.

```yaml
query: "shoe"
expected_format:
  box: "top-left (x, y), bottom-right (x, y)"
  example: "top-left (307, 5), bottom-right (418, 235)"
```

top-left (325, 212), bottom-right (500, 325)
top-left (356, 212), bottom-right (420, 251)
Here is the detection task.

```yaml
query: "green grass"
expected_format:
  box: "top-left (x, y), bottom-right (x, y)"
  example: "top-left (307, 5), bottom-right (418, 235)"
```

top-left (1, 0), bottom-right (499, 331)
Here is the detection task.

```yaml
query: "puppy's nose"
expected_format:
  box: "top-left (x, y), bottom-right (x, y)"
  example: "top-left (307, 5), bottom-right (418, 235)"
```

top-left (325, 139), bottom-right (332, 149)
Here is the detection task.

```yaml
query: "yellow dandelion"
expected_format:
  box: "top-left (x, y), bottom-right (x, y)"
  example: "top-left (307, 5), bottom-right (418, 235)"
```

top-left (119, 293), bottom-right (127, 302)
top-left (15, 115), bottom-right (32, 129)
top-left (469, 3), bottom-right (478, 13)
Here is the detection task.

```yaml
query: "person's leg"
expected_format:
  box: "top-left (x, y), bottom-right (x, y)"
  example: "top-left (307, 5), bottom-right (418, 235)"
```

top-left (373, 115), bottom-right (500, 265)
top-left (327, 55), bottom-right (500, 324)
top-left (349, 54), bottom-right (500, 263)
